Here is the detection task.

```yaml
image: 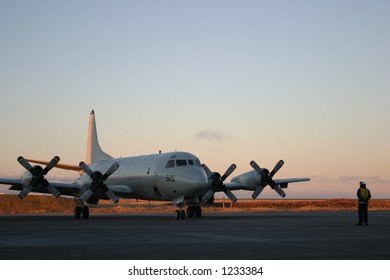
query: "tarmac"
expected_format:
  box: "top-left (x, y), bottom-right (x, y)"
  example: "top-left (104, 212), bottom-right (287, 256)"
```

top-left (0, 211), bottom-right (390, 260)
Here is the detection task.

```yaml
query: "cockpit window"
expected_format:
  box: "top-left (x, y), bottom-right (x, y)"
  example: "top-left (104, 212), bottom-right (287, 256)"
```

top-left (165, 160), bottom-right (175, 168)
top-left (176, 160), bottom-right (187, 166)
top-left (166, 159), bottom-right (201, 168)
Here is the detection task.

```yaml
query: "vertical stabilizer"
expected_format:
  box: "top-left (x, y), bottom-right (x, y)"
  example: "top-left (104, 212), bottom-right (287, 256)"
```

top-left (86, 110), bottom-right (113, 164)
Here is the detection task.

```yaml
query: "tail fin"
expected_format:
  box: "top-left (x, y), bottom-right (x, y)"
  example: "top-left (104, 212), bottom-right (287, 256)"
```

top-left (86, 110), bottom-right (113, 164)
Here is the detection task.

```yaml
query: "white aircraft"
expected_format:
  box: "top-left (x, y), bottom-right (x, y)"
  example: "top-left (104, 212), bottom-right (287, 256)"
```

top-left (0, 110), bottom-right (310, 219)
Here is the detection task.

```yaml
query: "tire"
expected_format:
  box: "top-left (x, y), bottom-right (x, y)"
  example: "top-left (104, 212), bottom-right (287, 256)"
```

top-left (194, 206), bottom-right (202, 218)
top-left (74, 206), bottom-right (82, 219)
top-left (174, 210), bottom-right (180, 219)
top-left (187, 206), bottom-right (195, 218)
top-left (180, 209), bottom-right (186, 219)
top-left (82, 206), bottom-right (90, 219)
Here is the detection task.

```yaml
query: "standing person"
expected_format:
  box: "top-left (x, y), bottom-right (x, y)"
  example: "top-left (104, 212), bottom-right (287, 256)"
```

top-left (356, 181), bottom-right (371, 226)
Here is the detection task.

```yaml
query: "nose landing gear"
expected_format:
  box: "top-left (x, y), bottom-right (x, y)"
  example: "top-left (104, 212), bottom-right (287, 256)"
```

top-left (74, 205), bottom-right (90, 219)
top-left (174, 205), bottom-right (202, 219)
top-left (174, 209), bottom-right (185, 219)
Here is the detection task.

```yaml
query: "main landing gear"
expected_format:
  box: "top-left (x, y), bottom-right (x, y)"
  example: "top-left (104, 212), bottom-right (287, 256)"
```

top-left (74, 205), bottom-right (90, 219)
top-left (174, 205), bottom-right (202, 220)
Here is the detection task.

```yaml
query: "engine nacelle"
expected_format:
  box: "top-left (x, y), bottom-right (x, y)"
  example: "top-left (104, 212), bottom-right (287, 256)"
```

top-left (20, 165), bottom-right (45, 186)
top-left (16, 156), bottom-right (61, 199)
top-left (231, 170), bottom-right (262, 190)
top-left (20, 170), bottom-right (33, 186)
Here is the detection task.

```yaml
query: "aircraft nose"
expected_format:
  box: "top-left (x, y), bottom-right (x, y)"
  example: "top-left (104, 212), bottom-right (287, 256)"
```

top-left (196, 168), bottom-right (209, 185)
top-left (179, 168), bottom-right (209, 189)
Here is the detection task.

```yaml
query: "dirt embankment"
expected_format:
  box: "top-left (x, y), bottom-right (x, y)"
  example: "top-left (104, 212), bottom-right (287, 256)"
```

top-left (1, 195), bottom-right (390, 214)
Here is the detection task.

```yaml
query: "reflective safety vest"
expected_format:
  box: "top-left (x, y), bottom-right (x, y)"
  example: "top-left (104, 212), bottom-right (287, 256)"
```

top-left (360, 188), bottom-right (370, 200)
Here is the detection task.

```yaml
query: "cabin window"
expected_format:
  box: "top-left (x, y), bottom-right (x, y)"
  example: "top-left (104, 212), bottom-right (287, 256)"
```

top-left (176, 160), bottom-right (187, 166)
top-left (165, 160), bottom-right (175, 168)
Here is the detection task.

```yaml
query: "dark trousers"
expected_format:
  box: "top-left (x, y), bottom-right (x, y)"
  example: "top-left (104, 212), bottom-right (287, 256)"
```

top-left (358, 203), bottom-right (368, 224)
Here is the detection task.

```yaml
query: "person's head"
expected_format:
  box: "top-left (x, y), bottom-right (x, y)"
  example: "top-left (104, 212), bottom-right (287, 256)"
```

top-left (360, 181), bottom-right (366, 188)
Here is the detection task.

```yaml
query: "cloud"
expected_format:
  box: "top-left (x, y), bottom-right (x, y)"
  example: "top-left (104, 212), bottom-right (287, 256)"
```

top-left (195, 130), bottom-right (230, 141)
top-left (310, 176), bottom-right (332, 183)
top-left (310, 175), bottom-right (390, 185)
top-left (338, 176), bottom-right (363, 184)
top-left (338, 176), bottom-right (390, 185)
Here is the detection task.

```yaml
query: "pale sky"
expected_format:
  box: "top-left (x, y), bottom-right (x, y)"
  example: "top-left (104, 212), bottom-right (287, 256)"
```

top-left (0, 0), bottom-right (389, 198)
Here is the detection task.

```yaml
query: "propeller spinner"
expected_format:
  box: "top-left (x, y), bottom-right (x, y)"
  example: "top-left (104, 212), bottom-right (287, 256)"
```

top-left (250, 160), bottom-right (285, 199)
top-left (78, 161), bottom-right (120, 204)
top-left (17, 156), bottom-right (61, 199)
top-left (201, 163), bottom-right (237, 203)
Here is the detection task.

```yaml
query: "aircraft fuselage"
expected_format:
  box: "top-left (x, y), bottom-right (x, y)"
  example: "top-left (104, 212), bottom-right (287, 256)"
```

top-left (75, 151), bottom-right (209, 202)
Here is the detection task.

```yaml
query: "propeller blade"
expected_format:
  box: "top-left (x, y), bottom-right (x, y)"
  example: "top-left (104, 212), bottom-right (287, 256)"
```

top-left (18, 185), bottom-right (33, 199)
top-left (42, 156), bottom-right (60, 175)
top-left (269, 160), bottom-right (284, 177)
top-left (79, 162), bottom-right (94, 177)
top-left (221, 164), bottom-right (237, 181)
top-left (47, 185), bottom-right (61, 198)
top-left (102, 162), bottom-right (119, 180)
top-left (250, 160), bottom-right (264, 176)
top-left (273, 184), bottom-right (286, 197)
top-left (252, 185), bottom-right (265, 199)
top-left (224, 189), bottom-right (237, 203)
top-left (201, 189), bottom-right (215, 204)
top-left (17, 156), bottom-right (33, 173)
top-left (78, 189), bottom-right (93, 203)
top-left (105, 189), bottom-right (119, 204)
top-left (202, 163), bottom-right (236, 204)
top-left (202, 164), bottom-right (213, 178)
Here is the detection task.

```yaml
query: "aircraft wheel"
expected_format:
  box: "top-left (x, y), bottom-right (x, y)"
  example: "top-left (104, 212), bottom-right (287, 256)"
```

top-left (180, 209), bottom-right (186, 219)
top-left (187, 206), bottom-right (195, 218)
top-left (82, 206), bottom-right (90, 219)
top-left (194, 206), bottom-right (202, 218)
top-left (174, 210), bottom-right (180, 219)
top-left (74, 206), bottom-right (82, 219)
top-left (174, 209), bottom-right (186, 219)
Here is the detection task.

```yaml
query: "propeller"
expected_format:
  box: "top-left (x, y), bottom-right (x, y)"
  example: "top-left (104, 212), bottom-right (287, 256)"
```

top-left (17, 156), bottom-right (61, 199)
top-left (201, 163), bottom-right (237, 203)
top-left (78, 161), bottom-right (120, 204)
top-left (250, 160), bottom-right (285, 199)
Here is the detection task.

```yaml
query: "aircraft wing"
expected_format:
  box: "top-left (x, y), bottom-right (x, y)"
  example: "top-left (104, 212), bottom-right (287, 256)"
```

top-left (274, 178), bottom-right (310, 187)
top-left (106, 185), bottom-right (136, 199)
top-left (224, 175), bottom-right (310, 199)
top-left (1, 176), bottom-right (135, 200)
top-left (39, 181), bottom-right (83, 194)
top-left (0, 177), bottom-right (84, 197)
top-left (224, 182), bottom-right (250, 191)
top-left (225, 177), bottom-right (310, 191)
top-left (48, 183), bottom-right (135, 199)
top-left (0, 177), bottom-right (23, 187)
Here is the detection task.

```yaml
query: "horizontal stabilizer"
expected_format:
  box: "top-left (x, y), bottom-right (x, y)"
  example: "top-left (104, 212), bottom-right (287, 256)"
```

top-left (26, 159), bottom-right (81, 172)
